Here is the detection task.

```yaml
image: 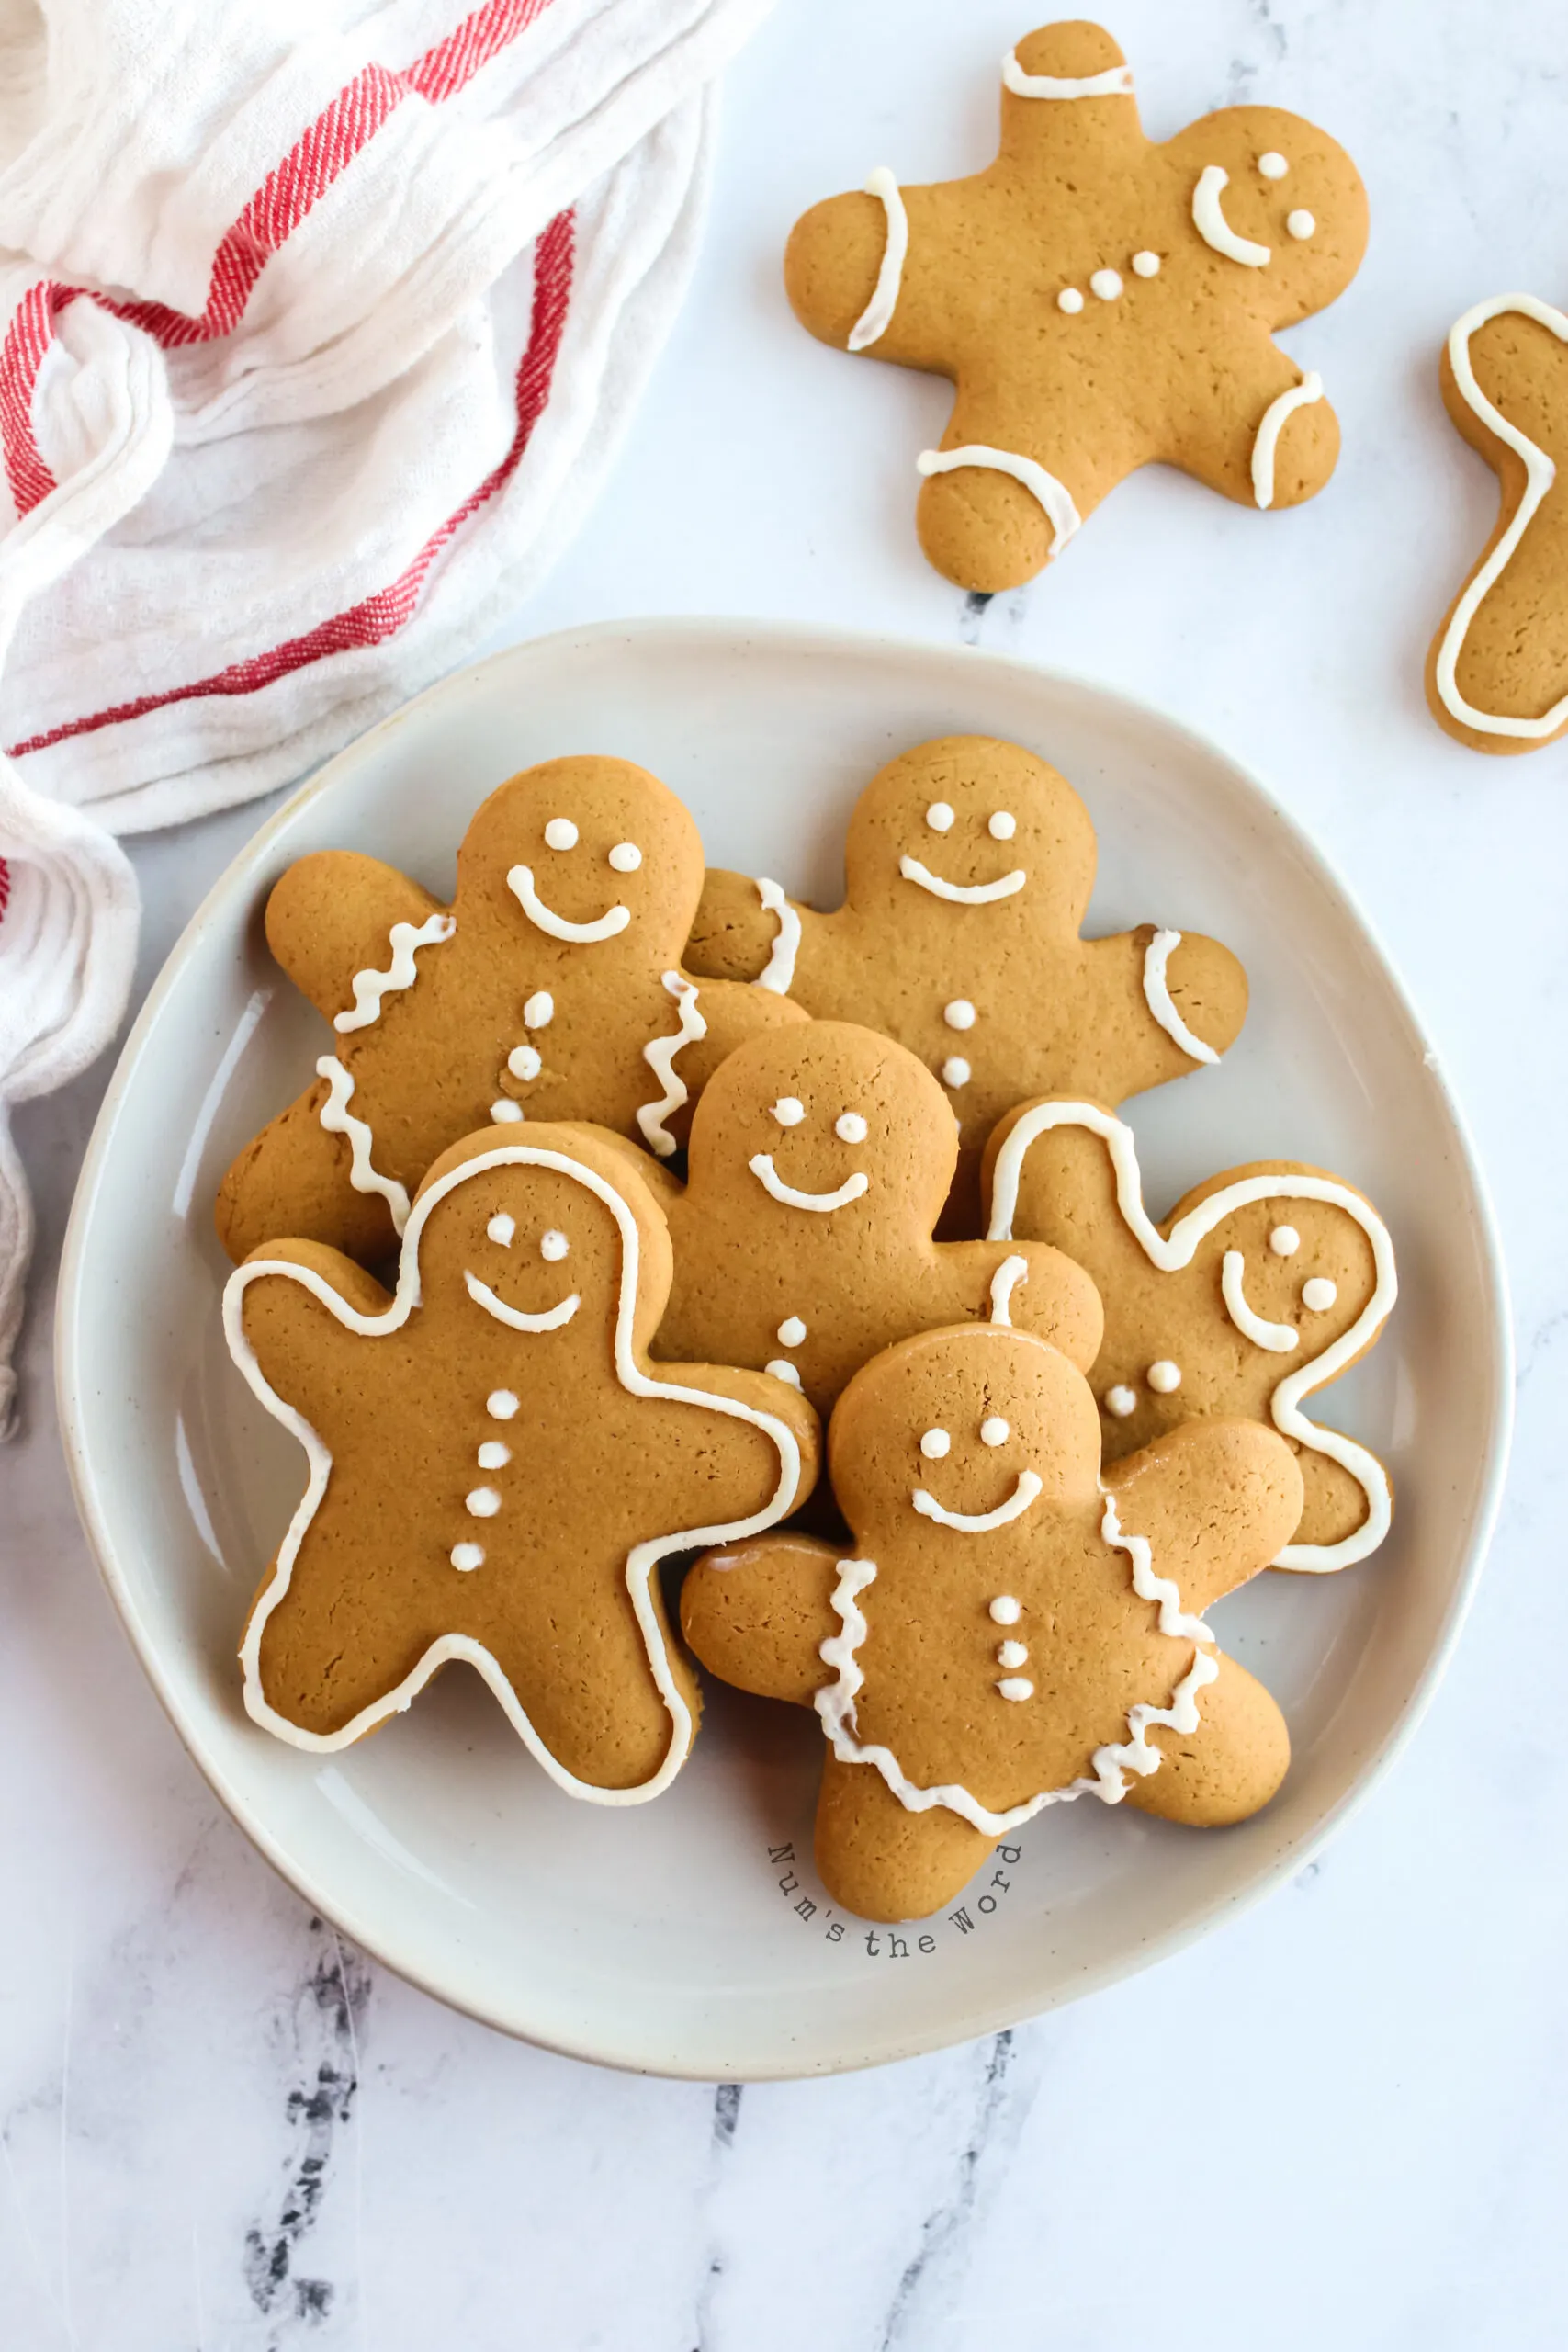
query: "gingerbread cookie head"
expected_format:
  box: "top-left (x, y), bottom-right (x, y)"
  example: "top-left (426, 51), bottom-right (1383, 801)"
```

top-left (225, 1122), bottom-right (820, 1794)
top-left (784, 19), bottom-right (1368, 591)
top-left (986, 1099), bottom-right (1396, 1571)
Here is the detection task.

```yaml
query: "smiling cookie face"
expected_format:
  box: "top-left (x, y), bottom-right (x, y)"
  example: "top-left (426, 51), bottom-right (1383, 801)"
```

top-left (844, 735), bottom-right (1095, 936)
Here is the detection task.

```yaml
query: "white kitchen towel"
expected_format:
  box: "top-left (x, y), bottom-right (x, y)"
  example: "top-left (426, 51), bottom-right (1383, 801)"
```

top-left (0, 0), bottom-right (774, 1432)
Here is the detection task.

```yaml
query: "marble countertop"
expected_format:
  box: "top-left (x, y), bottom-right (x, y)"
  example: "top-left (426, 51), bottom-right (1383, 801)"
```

top-left (4, 1), bottom-right (1563, 2344)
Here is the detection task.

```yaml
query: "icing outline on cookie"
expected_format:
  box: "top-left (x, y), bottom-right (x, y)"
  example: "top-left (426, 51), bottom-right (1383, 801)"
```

top-left (333, 912), bottom-right (456, 1034)
top-left (1435, 292), bottom-right (1568, 739)
top-left (915, 445), bottom-right (1082, 557)
top-left (988, 1254), bottom-right (1028, 1326)
top-left (637, 971), bottom-right (706, 1157)
top-left (1191, 165), bottom-right (1271, 267)
top-left (507, 862), bottom-right (631, 944)
top-left (1001, 51), bottom-right (1134, 100)
top-left (314, 1054), bottom-right (413, 1233)
top-left (224, 1142), bottom-right (808, 1794)
top-left (1142, 929), bottom-right (1221, 1064)
top-left (987, 1101), bottom-right (1397, 1570)
top-left (754, 877), bottom-right (802, 993)
top-left (1251, 371), bottom-right (1324, 509)
top-left (848, 166), bottom-right (908, 352)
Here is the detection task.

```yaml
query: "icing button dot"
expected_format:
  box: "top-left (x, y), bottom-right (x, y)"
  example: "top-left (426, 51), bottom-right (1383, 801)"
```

top-left (544, 818), bottom-right (578, 851)
top-left (540, 1229), bottom-right (570, 1261)
top-left (487, 1389), bottom-right (519, 1419)
top-left (942, 1057), bottom-right (971, 1089)
top-left (1269, 1225), bottom-right (1301, 1257)
top-left (1132, 249), bottom-right (1161, 277)
top-left (772, 1096), bottom-right (806, 1127)
top-left (835, 1112), bottom-right (868, 1143)
top-left (777, 1316), bottom-right (807, 1348)
top-left (988, 1594), bottom-right (1021, 1625)
top-left (766, 1359), bottom-right (802, 1389)
top-left (1105, 1385), bottom-right (1137, 1418)
top-left (926, 801), bottom-right (955, 832)
top-left (1147, 1360), bottom-right (1182, 1393)
top-left (607, 842), bottom-right (642, 872)
top-left (486, 1213), bottom-right (515, 1245)
top-left (466, 1487), bottom-right (502, 1518)
top-left (1303, 1277), bottom-right (1337, 1311)
top-left (980, 1416), bottom-right (1010, 1446)
top-left (997, 1677), bottom-right (1034, 1702)
top-left (1057, 287), bottom-right (1085, 313)
top-left (988, 810), bottom-right (1016, 840)
top-left (1258, 151), bottom-right (1288, 179)
top-left (1287, 209), bottom-right (1315, 240)
top-left (508, 1044), bottom-right (541, 1081)
top-left (490, 1100), bottom-right (525, 1123)
top-left (997, 1640), bottom-right (1029, 1670)
top-left (944, 999), bottom-right (976, 1030)
top-left (920, 1428), bottom-right (951, 1460)
top-left (450, 1542), bottom-right (485, 1572)
top-left (523, 991), bottom-right (554, 1029)
top-left (1090, 267), bottom-right (1123, 300)
top-left (476, 1441), bottom-right (511, 1471)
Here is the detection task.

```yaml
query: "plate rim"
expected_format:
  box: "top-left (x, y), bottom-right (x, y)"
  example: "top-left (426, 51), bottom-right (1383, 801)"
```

top-left (54, 614), bottom-right (1517, 2079)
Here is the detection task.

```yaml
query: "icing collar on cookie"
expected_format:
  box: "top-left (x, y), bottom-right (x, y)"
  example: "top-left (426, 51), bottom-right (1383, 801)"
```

top-left (507, 863), bottom-right (631, 944)
top-left (911, 1470), bottom-right (1043, 1532)
top-left (898, 854), bottom-right (1026, 906)
top-left (749, 1153), bottom-right (870, 1213)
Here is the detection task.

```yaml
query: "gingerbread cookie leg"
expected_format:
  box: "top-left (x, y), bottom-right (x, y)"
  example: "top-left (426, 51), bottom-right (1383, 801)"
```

top-left (816, 1749), bottom-right (998, 1925)
top-left (1121, 1650), bottom-right (1290, 1826)
top-left (1169, 346), bottom-right (1342, 514)
top-left (914, 395), bottom-right (1098, 595)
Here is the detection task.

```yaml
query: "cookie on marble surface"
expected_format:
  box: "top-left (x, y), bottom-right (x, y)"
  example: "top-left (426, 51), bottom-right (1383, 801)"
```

top-left (1427, 294), bottom-right (1568, 753)
top-left (784, 19), bottom-right (1367, 590)
top-left (643, 1017), bottom-right (1102, 1414)
top-left (684, 735), bottom-right (1247, 1206)
top-left (682, 1321), bottom-right (1301, 1922)
top-left (224, 1122), bottom-right (819, 1795)
top-left (215, 755), bottom-right (806, 1266)
top-left (985, 1097), bottom-right (1396, 1571)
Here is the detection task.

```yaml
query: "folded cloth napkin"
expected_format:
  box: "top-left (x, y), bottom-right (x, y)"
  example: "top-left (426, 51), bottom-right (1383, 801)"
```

top-left (0, 0), bottom-right (773, 1432)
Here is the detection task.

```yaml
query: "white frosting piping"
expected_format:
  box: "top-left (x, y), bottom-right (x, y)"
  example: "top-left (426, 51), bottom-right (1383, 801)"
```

top-left (1191, 165), bottom-right (1270, 267)
top-left (507, 863), bottom-right (630, 944)
top-left (1142, 928), bottom-right (1220, 1064)
top-left (223, 1142), bottom-right (806, 1793)
top-left (987, 1102), bottom-right (1397, 1571)
top-left (812, 1486), bottom-right (1215, 1833)
top-left (988, 1254), bottom-right (1028, 1326)
top-left (1221, 1250), bottom-right (1299, 1352)
top-left (911, 1470), bottom-right (1042, 1533)
top-left (898, 854), bottom-right (1026, 905)
top-left (333, 912), bottom-right (456, 1033)
top-left (749, 1153), bottom-right (870, 1213)
top-left (1251, 371), bottom-right (1324, 509)
top-left (462, 1271), bottom-right (581, 1332)
top-left (1435, 293), bottom-right (1568, 738)
top-left (637, 971), bottom-right (706, 1158)
top-left (754, 877), bottom-right (801, 994)
top-left (314, 1055), bottom-right (412, 1233)
top-left (916, 445), bottom-right (1082, 556)
top-left (847, 166), bottom-right (908, 352)
top-left (1001, 51), bottom-right (1133, 99)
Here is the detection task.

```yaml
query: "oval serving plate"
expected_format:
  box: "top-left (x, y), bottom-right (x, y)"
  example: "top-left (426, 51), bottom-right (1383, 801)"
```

top-left (57, 618), bottom-right (1511, 2079)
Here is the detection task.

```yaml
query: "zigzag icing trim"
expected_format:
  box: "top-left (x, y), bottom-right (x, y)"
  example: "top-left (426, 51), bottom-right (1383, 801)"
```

top-left (333, 912), bottom-right (455, 1033)
top-left (314, 1055), bottom-right (412, 1233)
top-left (637, 971), bottom-right (706, 1157)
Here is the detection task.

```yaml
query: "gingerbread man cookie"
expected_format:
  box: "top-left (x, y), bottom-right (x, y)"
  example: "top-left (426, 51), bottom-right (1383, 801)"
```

top-left (684, 736), bottom-right (1247, 1203)
top-left (225, 1123), bottom-right (819, 1793)
top-left (216, 755), bottom-right (805, 1265)
top-left (682, 1323), bottom-right (1302, 1921)
top-left (784, 20), bottom-right (1368, 590)
top-left (985, 1098), bottom-right (1396, 1571)
top-left (1427, 295), bottom-right (1568, 752)
top-left (644, 1019), bottom-right (1102, 1414)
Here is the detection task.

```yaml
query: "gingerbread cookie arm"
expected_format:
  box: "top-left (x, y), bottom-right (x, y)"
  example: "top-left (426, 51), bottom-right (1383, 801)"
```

top-left (1121, 1649), bottom-right (1290, 1826)
top-left (639, 1363), bottom-right (821, 1532)
top-left (265, 852), bottom-right (449, 1027)
top-left (216, 1076), bottom-right (402, 1265)
top-left (681, 1533), bottom-right (842, 1704)
top-left (1081, 924), bottom-right (1247, 1101)
top-left (815, 1749), bottom-right (998, 1925)
top-left (683, 870), bottom-right (782, 983)
top-left (1102, 1419), bottom-right (1303, 1613)
top-left (960, 1238), bottom-right (1104, 1371)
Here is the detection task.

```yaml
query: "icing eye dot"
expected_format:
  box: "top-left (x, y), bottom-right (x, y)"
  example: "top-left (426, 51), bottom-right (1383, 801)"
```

top-left (1269, 1225), bottom-right (1301, 1257)
top-left (1057, 286), bottom-right (1085, 313)
top-left (523, 991), bottom-right (554, 1030)
top-left (942, 1057), bottom-right (971, 1089)
top-left (925, 801), bottom-right (955, 832)
top-left (450, 1542), bottom-right (485, 1572)
top-left (997, 1640), bottom-right (1029, 1669)
top-left (943, 999), bottom-right (976, 1030)
top-left (1147, 1360), bottom-right (1182, 1394)
top-left (987, 810), bottom-right (1016, 841)
top-left (486, 1213), bottom-right (515, 1245)
top-left (1303, 1277), bottom-right (1337, 1312)
top-left (766, 1359), bottom-right (802, 1389)
top-left (466, 1487), bottom-right (502, 1518)
top-left (980, 1416), bottom-right (1010, 1447)
top-left (988, 1594), bottom-right (1021, 1625)
top-left (1286, 209), bottom-right (1315, 241)
top-left (1131, 249), bottom-right (1161, 277)
top-left (1105, 1385), bottom-right (1137, 1418)
top-left (1258, 151), bottom-right (1289, 179)
top-left (487, 1389), bottom-right (519, 1419)
top-left (920, 1428), bottom-right (951, 1460)
top-left (508, 1043), bottom-right (541, 1081)
top-left (490, 1099), bottom-right (525, 1124)
top-left (544, 818), bottom-right (578, 851)
top-left (540, 1229), bottom-right (570, 1261)
top-left (1090, 267), bottom-right (1122, 300)
top-left (607, 842), bottom-right (641, 872)
top-left (477, 1441), bottom-right (511, 1471)
top-left (835, 1112), bottom-right (868, 1143)
top-left (772, 1096), bottom-right (806, 1127)
top-left (777, 1316), bottom-right (807, 1347)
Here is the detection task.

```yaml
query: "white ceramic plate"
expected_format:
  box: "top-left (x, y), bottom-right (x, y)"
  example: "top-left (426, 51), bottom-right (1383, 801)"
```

top-left (58, 618), bottom-right (1512, 2079)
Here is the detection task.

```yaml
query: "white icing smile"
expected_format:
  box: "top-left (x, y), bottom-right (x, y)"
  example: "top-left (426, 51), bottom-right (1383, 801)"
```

top-left (1220, 1250), bottom-right (1299, 1352)
top-left (898, 854), bottom-right (1026, 905)
top-left (463, 1270), bottom-right (581, 1330)
top-left (911, 1469), bottom-right (1043, 1533)
top-left (507, 863), bottom-right (630, 944)
top-left (748, 1153), bottom-right (870, 1213)
top-left (1191, 164), bottom-right (1270, 267)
